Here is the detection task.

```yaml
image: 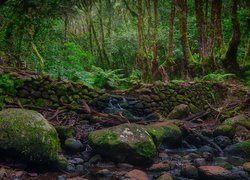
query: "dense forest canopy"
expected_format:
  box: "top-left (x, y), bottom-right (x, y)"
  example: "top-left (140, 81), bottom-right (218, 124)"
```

top-left (0, 0), bottom-right (249, 88)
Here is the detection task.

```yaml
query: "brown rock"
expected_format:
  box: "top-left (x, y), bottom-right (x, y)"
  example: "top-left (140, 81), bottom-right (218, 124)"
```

top-left (243, 162), bottom-right (250, 173)
top-left (198, 166), bottom-right (234, 180)
top-left (148, 162), bottom-right (170, 171)
top-left (67, 177), bottom-right (89, 180)
top-left (181, 164), bottom-right (198, 179)
top-left (124, 169), bottom-right (149, 180)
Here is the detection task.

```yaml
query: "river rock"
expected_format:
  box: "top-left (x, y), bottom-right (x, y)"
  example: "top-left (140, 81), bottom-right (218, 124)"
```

top-left (224, 140), bottom-right (250, 158)
top-left (198, 166), bottom-right (235, 180)
top-left (157, 172), bottom-right (173, 180)
top-left (224, 114), bottom-right (250, 129)
top-left (0, 108), bottom-right (60, 163)
top-left (64, 138), bottom-right (84, 153)
top-left (213, 136), bottom-right (232, 149)
top-left (243, 162), bottom-right (250, 172)
top-left (213, 124), bottom-right (236, 138)
top-left (167, 104), bottom-right (190, 119)
top-left (148, 162), bottom-right (170, 171)
top-left (181, 164), bottom-right (198, 179)
top-left (88, 123), bottom-right (156, 164)
top-left (124, 169), bottom-right (149, 180)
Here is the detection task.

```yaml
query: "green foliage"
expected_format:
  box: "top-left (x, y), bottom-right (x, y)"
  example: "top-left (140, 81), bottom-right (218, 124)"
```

top-left (202, 73), bottom-right (235, 82)
top-left (0, 74), bottom-right (23, 95)
top-left (91, 66), bottom-right (125, 89)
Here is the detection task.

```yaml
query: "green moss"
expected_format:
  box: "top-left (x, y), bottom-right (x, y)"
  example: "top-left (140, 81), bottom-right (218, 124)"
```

top-left (88, 129), bottom-right (120, 146)
top-left (0, 109), bottom-right (60, 162)
top-left (146, 123), bottom-right (182, 147)
top-left (145, 127), bottom-right (166, 146)
top-left (235, 140), bottom-right (250, 155)
top-left (213, 124), bottom-right (235, 138)
top-left (133, 137), bottom-right (156, 162)
top-left (56, 126), bottom-right (76, 141)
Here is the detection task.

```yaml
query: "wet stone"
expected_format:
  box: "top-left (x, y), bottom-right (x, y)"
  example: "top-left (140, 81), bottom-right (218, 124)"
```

top-left (124, 169), bottom-right (148, 180)
top-left (148, 162), bottom-right (170, 171)
top-left (64, 138), bottom-right (84, 153)
top-left (73, 158), bottom-right (84, 164)
top-left (213, 136), bottom-right (232, 149)
top-left (180, 164), bottom-right (198, 179)
top-left (193, 158), bottom-right (206, 167)
top-left (96, 169), bottom-right (113, 178)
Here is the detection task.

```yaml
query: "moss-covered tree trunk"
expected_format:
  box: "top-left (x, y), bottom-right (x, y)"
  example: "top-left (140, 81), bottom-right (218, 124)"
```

top-left (195, 0), bottom-right (206, 74)
top-left (222, 0), bottom-right (240, 74)
top-left (137, 0), bottom-right (144, 78)
top-left (177, 0), bottom-right (190, 79)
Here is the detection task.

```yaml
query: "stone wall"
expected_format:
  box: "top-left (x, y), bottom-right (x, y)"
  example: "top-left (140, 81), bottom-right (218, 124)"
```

top-left (0, 68), bottom-right (227, 116)
top-left (96, 81), bottom-right (227, 117)
top-left (0, 69), bottom-right (109, 109)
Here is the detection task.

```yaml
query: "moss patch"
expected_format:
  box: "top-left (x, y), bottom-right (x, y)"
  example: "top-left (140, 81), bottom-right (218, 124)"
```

top-left (213, 124), bottom-right (235, 138)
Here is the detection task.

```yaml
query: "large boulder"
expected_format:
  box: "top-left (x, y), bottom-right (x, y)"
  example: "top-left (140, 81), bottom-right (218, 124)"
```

top-left (0, 108), bottom-right (60, 163)
top-left (88, 123), bottom-right (156, 165)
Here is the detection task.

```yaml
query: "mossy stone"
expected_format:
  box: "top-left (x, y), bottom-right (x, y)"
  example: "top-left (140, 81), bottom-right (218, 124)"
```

top-left (224, 114), bottom-right (250, 129)
top-left (56, 126), bottom-right (76, 142)
top-left (213, 124), bottom-right (235, 138)
top-left (0, 108), bottom-right (60, 163)
top-left (88, 123), bottom-right (156, 165)
top-left (146, 122), bottom-right (182, 147)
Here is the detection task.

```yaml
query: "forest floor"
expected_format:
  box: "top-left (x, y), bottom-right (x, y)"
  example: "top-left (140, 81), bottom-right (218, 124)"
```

top-left (0, 77), bottom-right (250, 180)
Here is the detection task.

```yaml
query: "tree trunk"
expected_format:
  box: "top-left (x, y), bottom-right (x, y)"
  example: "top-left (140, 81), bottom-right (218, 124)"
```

top-left (98, 0), bottom-right (110, 68)
top-left (194, 0), bottom-right (206, 73)
top-left (151, 0), bottom-right (161, 81)
top-left (168, 0), bottom-right (175, 59)
top-left (207, 0), bottom-right (218, 71)
top-left (137, 0), bottom-right (144, 75)
top-left (222, 0), bottom-right (240, 73)
top-left (214, 0), bottom-right (225, 57)
top-left (177, 0), bottom-right (190, 79)
top-left (147, 0), bottom-right (152, 53)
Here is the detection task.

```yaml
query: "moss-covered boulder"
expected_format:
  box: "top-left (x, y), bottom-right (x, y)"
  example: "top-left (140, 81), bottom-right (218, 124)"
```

top-left (0, 108), bottom-right (60, 163)
top-left (213, 124), bottom-right (236, 138)
top-left (167, 104), bottom-right (190, 119)
top-left (145, 122), bottom-right (182, 147)
top-left (224, 114), bottom-right (250, 129)
top-left (224, 140), bottom-right (250, 158)
top-left (88, 123), bottom-right (156, 165)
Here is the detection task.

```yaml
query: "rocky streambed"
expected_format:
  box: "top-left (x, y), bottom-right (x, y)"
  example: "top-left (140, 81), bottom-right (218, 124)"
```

top-left (0, 70), bottom-right (249, 180)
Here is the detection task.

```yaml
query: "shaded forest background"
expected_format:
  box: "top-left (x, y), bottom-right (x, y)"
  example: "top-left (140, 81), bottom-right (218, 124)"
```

top-left (0, 0), bottom-right (249, 89)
